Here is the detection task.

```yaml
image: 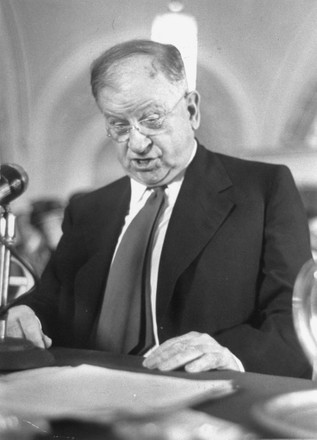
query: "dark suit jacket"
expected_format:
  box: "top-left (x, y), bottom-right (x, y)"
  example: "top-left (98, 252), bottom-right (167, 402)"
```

top-left (17, 143), bottom-right (313, 377)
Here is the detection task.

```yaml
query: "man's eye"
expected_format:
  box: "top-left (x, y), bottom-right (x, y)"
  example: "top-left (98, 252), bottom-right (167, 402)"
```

top-left (142, 115), bottom-right (164, 128)
top-left (110, 121), bottom-right (128, 128)
top-left (108, 121), bottom-right (130, 131)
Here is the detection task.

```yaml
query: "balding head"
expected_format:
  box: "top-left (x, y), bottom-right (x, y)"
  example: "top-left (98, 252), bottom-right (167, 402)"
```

top-left (90, 39), bottom-right (188, 101)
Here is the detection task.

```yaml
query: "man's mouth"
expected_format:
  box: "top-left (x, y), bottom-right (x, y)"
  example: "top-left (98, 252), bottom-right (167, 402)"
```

top-left (132, 158), bottom-right (157, 168)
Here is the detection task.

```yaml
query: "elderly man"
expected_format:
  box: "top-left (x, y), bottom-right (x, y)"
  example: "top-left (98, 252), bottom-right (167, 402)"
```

top-left (7, 39), bottom-right (312, 377)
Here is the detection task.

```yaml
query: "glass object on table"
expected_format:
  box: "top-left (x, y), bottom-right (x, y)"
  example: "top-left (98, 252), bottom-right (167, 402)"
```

top-left (293, 259), bottom-right (317, 380)
top-left (0, 412), bottom-right (50, 439)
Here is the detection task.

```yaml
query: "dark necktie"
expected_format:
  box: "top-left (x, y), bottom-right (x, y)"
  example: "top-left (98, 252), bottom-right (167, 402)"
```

top-left (94, 187), bottom-right (166, 354)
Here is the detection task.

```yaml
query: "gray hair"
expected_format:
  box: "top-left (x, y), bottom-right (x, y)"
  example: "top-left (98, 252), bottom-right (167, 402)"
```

top-left (90, 39), bottom-right (187, 100)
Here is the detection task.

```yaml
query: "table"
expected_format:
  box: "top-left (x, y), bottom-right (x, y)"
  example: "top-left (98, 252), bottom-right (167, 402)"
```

top-left (2, 347), bottom-right (317, 439)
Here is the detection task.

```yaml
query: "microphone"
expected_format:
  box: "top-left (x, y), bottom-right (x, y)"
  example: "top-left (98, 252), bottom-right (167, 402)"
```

top-left (0, 163), bottom-right (29, 205)
top-left (0, 163), bottom-right (54, 370)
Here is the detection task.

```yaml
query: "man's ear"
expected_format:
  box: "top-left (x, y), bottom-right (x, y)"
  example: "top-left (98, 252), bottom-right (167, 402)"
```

top-left (186, 90), bottom-right (201, 130)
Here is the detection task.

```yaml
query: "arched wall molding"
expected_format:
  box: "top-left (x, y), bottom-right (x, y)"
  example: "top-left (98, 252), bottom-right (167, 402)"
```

top-left (26, 29), bottom-right (148, 200)
top-left (0, 1), bottom-right (31, 163)
top-left (66, 117), bottom-right (124, 194)
top-left (198, 48), bottom-right (260, 150)
top-left (261, 4), bottom-right (317, 147)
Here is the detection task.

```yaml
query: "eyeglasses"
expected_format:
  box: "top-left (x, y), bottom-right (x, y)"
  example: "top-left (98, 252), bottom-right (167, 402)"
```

top-left (105, 93), bottom-right (188, 143)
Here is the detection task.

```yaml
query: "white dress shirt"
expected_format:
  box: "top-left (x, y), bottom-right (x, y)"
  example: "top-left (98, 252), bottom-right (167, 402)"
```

top-left (113, 162), bottom-right (193, 344)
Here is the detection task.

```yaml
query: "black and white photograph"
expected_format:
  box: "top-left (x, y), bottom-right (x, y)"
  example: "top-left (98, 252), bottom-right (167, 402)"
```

top-left (1, 1), bottom-right (317, 439)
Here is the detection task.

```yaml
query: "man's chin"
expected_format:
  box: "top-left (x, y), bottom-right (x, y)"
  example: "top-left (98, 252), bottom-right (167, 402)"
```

top-left (130, 170), bottom-right (172, 187)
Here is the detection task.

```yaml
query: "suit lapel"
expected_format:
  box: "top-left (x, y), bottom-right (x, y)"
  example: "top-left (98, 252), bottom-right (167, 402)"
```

top-left (84, 178), bottom-right (131, 256)
top-left (73, 178), bottom-right (131, 339)
top-left (157, 145), bottom-right (235, 320)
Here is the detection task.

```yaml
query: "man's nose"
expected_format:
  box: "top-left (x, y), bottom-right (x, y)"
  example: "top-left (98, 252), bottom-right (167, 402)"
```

top-left (127, 127), bottom-right (152, 154)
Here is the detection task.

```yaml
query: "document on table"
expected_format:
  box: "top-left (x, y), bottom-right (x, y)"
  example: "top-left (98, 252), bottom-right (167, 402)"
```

top-left (0, 364), bottom-right (236, 422)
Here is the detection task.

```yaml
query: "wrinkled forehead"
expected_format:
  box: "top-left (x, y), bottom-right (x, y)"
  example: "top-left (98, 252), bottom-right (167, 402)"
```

top-left (107, 54), bottom-right (159, 81)
top-left (101, 54), bottom-right (185, 93)
top-left (96, 55), bottom-right (185, 112)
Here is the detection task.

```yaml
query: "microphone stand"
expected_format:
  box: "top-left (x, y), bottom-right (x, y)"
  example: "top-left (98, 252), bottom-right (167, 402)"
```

top-left (0, 204), bottom-right (54, 370)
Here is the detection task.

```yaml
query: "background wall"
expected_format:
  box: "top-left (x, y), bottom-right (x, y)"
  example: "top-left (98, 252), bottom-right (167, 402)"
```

top-left (1, 0), bottom-right (317, 211)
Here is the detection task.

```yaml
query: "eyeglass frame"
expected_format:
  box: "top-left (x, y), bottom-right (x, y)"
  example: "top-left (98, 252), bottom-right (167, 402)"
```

top-left (105, 92), bottom-right (189, 143)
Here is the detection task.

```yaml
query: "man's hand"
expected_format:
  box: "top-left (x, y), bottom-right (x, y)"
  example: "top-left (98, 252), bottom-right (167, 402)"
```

top-left (5, 305), bottom-right (52, 349)
top-left (143, 331), bottom-right (242, 373)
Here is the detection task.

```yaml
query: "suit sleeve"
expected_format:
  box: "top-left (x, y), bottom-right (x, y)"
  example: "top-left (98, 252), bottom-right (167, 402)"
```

top-left (215, 165), bottom-right (313, 378)
top-left (11, 204), bottom-right (76, 341)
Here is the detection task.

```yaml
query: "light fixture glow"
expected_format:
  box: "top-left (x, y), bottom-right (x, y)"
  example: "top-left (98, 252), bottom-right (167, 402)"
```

top-left (151, 4), bottom-right (198, 91)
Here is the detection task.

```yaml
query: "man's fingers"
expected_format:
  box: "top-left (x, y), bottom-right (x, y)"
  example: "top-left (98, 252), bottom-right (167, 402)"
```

top-left (19, 317), bottom-right (51, 349)
top-left (143, 332), bottom-right (241, 373)
top-left (6, 305), bottom-right (52, 349)
top-left (185, 348), bottom-right (241, 373)
top-left (42, 334), bottom-right (53, 349)
top-left (4, 318), bottom-right (24, 339)
top-left (185, 352), bottom-right (227, 373)
top-left (143, 333), bottom-right (209, 371)
top-left (143, 332), bottom-right (215, 369)
top-left (143, 331), bottom-right (205, 365)
top-left (144, 342), bottom-right (203, 371)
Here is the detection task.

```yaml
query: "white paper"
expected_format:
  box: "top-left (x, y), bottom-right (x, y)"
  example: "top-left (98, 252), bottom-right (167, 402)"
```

top-left (0, 364), bottom-right (236, 422)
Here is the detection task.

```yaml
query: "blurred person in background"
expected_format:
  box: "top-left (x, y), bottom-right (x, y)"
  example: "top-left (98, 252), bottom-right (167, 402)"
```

top-left (30, 200), bottom-right (64, 253)
top-left (29, 199), bottom-right (65, 275)
top-left (14, 199), bottom-right (64, 278)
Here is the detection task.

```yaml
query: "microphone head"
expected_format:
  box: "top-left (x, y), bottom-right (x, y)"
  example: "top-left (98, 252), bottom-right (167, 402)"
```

top-left (0, 163), bottom-right (29, 205)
